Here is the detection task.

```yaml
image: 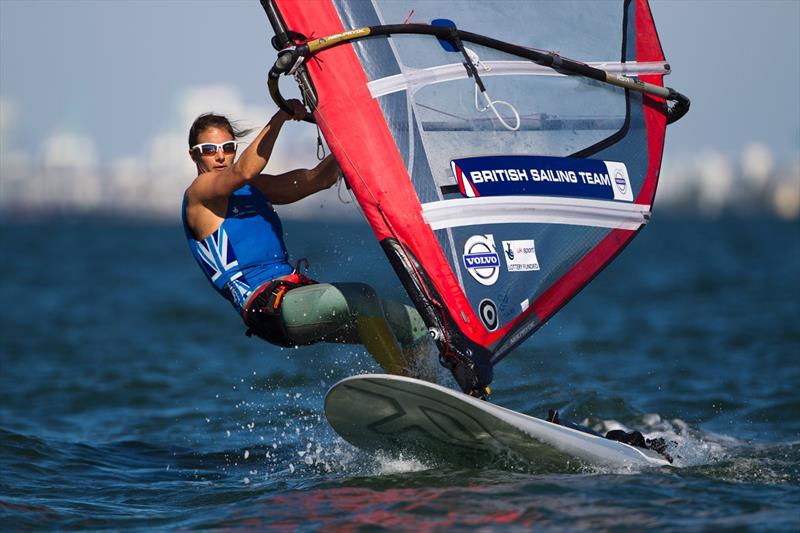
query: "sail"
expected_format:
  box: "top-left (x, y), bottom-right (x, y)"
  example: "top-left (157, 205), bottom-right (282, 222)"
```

top-left (265, 0), bottom-right (682, 394)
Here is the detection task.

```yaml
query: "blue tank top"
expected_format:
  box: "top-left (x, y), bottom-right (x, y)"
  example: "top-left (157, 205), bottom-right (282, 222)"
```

top-left (182, 184), bottom-right (293, 313)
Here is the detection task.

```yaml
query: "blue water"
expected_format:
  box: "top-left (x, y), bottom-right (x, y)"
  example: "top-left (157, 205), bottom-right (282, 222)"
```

top-left (1, 216), bottom-right (798, 530)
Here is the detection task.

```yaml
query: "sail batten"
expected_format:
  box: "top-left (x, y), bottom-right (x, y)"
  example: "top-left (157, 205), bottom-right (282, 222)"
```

top-left (423, 197), bottom-right (651, 231)
top-left (369, 61), bottom-right (671, 98)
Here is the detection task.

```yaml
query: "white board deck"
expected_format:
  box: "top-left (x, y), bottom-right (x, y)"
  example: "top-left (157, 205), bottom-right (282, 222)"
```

top-left (325, 374), bottom-right (670, 469)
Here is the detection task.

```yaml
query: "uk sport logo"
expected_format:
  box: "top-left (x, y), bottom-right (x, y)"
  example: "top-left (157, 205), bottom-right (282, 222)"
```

top-left (463, 234), bottom-right (500, 286)
top-left (501, 239), bottom-right (540, 272)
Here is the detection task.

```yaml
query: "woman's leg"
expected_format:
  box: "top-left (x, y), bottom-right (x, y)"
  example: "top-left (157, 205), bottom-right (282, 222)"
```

top-left (378, 297), bottom-right (438, 381)
top-left (280, 282), bottom-right (433, 377)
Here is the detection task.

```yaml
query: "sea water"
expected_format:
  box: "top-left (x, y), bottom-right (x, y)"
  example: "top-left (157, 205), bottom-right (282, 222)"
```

top-left (1, 216), bottom-right (798, 529)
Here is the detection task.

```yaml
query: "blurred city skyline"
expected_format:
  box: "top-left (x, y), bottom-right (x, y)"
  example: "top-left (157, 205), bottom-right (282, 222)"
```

top-left (1, 0), bottom-right (798, 220)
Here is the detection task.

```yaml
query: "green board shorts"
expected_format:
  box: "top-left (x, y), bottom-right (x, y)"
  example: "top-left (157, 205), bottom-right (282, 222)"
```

top-left (280, 282), bottom-right (429, 348)
top-left (244, 279), bottom-right (429, 349)
top-left (243, 278), bottom-right (439, 379)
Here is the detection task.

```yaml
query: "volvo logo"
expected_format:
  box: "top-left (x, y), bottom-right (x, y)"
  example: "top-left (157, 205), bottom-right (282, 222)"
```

top-left (463, 234), bottom-right (499, 286)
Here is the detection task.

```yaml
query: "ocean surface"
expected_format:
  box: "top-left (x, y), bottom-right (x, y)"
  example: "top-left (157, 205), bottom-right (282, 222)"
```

top-left (1, 215), bottom-right (798, 530)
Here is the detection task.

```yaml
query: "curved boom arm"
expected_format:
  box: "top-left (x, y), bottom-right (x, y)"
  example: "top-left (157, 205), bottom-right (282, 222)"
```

top-left (261, 2), bottom-right (689, 126)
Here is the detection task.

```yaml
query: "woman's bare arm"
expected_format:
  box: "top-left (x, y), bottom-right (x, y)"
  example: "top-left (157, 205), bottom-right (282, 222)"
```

top-left (253, 154), bottom-right (340, 205)
top-left (185, 111), bottom-right (292, 204)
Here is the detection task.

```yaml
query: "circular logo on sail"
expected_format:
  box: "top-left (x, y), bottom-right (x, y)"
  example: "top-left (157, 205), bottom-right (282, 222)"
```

top-left (479, 299), bottom-right (499, 331)
top-left (614, 169), bottom-right (627, 194)
top-left (463, 234), bottom-right (499, 286)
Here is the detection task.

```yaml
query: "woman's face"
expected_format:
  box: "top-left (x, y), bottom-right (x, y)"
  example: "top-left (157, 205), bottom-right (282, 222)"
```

top-left (191, 126), bottom-right (236, 174)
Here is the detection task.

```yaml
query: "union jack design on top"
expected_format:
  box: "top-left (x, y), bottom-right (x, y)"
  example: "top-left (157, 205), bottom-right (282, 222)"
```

top-left (194, 227), bottom-right (242, 285)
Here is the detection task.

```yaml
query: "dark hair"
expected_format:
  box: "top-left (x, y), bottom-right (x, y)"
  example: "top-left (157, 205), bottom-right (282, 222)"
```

top-left (188, 113), bottom-right (252, 148)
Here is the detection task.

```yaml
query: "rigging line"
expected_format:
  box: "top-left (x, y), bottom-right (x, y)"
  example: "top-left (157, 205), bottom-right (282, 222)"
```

top-left (417, 101), bottom-right (545, 124)
top-left (315, 123), bottom-right (325, 160)
top-left (464, 47), bottom-right (520, 131)
top-left (445, 28), bottom-right (518, 133)
top-left (475, 87), bottom-right (520, 131)
top-left (417, 100), bottom-right (520, 132)
top-left (312, 112), bottom-right (369, 218)
top-left (403, 66), bottom-right (521, 131)
top-left (335, 174), bottom-right (353, 205)
top-left (414, 102), bottom-right (470, 122)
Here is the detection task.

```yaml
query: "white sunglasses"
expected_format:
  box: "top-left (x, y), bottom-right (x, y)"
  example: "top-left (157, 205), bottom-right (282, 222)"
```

top-left (191, 141), bottom-right (239, 156)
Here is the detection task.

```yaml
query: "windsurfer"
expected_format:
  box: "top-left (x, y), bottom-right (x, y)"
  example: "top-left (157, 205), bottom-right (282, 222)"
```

top-left (181, 104), bottom-right (435, 380)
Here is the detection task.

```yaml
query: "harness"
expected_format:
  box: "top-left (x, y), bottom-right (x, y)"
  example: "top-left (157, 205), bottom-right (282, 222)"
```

top-left (242, 260), bottom-right (316, 346)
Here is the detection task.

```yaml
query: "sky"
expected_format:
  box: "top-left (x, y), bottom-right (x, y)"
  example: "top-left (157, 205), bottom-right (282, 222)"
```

top-left (0, 0), bottom-right (798, 214)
